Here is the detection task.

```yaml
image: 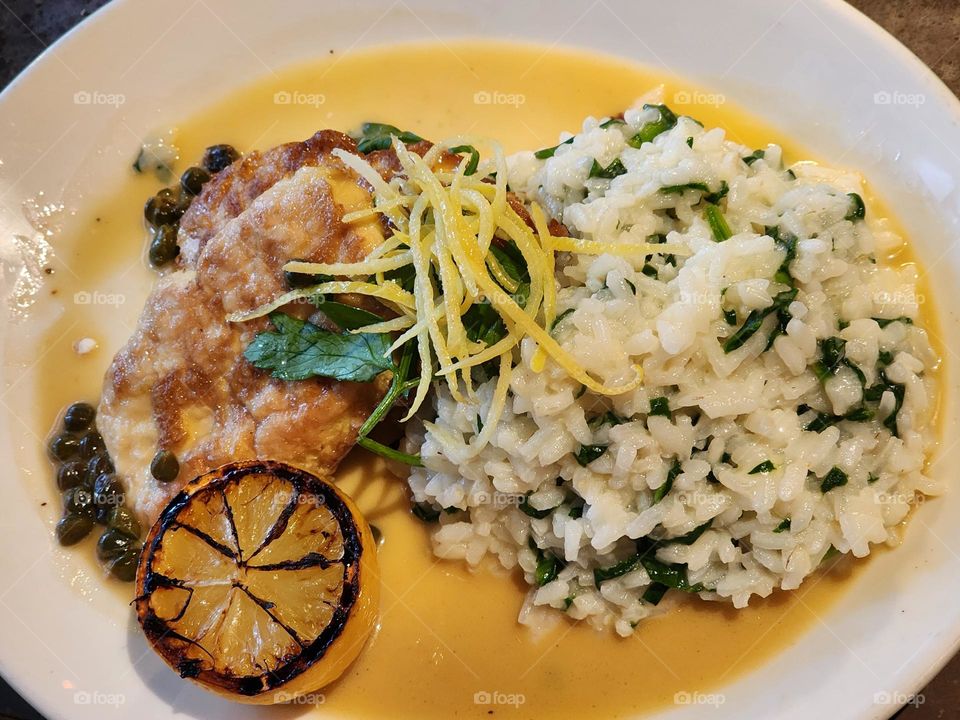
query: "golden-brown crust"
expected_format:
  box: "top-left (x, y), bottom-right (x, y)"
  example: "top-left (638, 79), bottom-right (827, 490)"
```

top-left (99, 132), bottom-right (391, 525)
top-left (178, 130), bottom-right (360, 267)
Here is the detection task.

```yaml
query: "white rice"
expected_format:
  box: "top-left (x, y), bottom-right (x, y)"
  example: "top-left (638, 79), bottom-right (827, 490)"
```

top-left (405, 91), bottom-right (941, 636)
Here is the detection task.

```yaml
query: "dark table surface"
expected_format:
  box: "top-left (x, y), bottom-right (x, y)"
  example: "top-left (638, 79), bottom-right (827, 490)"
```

top-left (1, 0), bottom-right (959, 718)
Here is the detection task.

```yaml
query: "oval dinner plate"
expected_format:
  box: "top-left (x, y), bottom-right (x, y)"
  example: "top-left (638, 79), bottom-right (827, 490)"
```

top-left (1, 1), bottom-right (959, 718)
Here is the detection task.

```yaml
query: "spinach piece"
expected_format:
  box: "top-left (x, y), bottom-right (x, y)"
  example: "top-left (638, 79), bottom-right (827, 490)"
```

top-left (550, 307), bottom-right (576, 331)
top-left (534, 118), bottom-right (623, 159)
top-left (820, 466), bottom-right (849, 493)
top-left (528, 538), bottom-right (565, 586)
top-left (593, 555), bottom-right (642, 585)
top-left (244, 312), bottom-right (393, 382)
top-left (356, 122), bottom-right (423, 154)
top-left (575, 444), bottom-right (608, 467)
top-left (767, 226), bottom-right (798, 285)
top-left (843, 406), bottom-right (873, 422)
top-left (589, 158), bottom-right (627, 179)
top-left (641, 263), bottom-right (659, 278)
top-left (883, 382), bottom-right (906, 437)
top-left (519, 493), bottom-right (555, 520)
top-left (686, 137), bottom-right (694, 148)
top-left (723, 308), bottom-right (738, 326)
top-left (536, 553), bottom-right (562, 586)
top-left (649, 396), bottom-right (671, 418)
top-left (705, 181), bottom-right (730, 205)
top-left (873, 316), bottom-right (913, 328)
top-left (743, 149), bottom-right (766, 166)
top-left (804, 406), bottom-right (873, 432)
top-left (642, 583), bottom-right (669, 605)
top-left (773, 518), bottom-right (791, 533)
top-left (640, 556), bottom-right (704, 594)
top-left (661, 182), bottom-right (710, 195)
top-left (668, 519), bottom-right (713, 545)
top-left (705, 203), bottom-right (732, 241)
top-left (812, 337), bottom-right (847, 380)
top-left (627, 104), bottom-right (678, 147)
top-left (412, 503), bottom-right (441, 522)
top-left (660, 180), bottom-right (727, 205)
top-left (723, 309), bottom-right (765, 352)
top-left (845, 192), bottom-right (866, 222)
top-left (749, 460), bottom-right (775, 474)
top-left (653, 459), bottom-right (682, 503)
top-left (447, 144), bottom-right (480, 175)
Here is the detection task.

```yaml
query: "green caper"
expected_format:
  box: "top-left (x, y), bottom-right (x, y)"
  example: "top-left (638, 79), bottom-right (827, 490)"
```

top-left (202, 144), bottom-right (240, 173)
top-left (144, 187), bottom-right (183, 226)
top-left (107, 506), bottom-right (141, 539)
top-left (78, 430), bottom-right (105, 459)
top-left (149, 224), bottom-right (180, 267)
top-left (85, 453), bottom-right (114, 488)
top-left (96, 527), bottom-right (134, 564)
top-left (56, 460), bottom-right (85, 491)
top-left (49, 433), bottom-right (81, 462)
top-left (63, 487), bottom-right (95, 519)
top-left (106, 546), bottom-right (141, 582)
top-left (150, 449), bottom-right (180, 483)
top-left (93, 473), bottom-right (125, 524)
top-left (180, 166), bottom-right (211, 196)
top-left (56, 514), bottom-right (94, 546)
top-left (63, 402), bottom-right (95, 432)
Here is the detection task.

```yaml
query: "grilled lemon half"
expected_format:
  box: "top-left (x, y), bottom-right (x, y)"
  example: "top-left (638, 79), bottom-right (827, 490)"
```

top-left (135, 460), bottom-right (379, 704)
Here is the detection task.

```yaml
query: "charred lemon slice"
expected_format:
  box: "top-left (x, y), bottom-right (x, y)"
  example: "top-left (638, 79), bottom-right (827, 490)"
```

top-left (135, 460), bottom-right (378, 704)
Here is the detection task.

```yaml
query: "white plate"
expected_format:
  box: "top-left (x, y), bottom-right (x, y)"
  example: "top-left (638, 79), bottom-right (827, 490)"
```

top-left (1, 1), bottom-right (959, 718)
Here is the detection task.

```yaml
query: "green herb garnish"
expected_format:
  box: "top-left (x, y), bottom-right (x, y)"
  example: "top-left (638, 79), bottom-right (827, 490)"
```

top-left (575, 444), bottom-right (608, 467)
top-left (649, 396), bottom-right (671, 418)
top-left (447, 144), bottom-right (480, 175)
top-left (356, 122), bottom-right (423, 154)
top-left (627, 104), bottom-right (678, 147)
top-left (589, 158), bottom-right (627, 179)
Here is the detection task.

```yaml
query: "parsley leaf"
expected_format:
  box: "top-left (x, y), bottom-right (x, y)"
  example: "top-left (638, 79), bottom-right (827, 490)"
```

top-left (244, 312), bottom-right (393, 382)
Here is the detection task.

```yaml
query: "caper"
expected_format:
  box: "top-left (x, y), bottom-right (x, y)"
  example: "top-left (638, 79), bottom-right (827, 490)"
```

top-left (78, 430), bottom-right (105, 459)
top-left (96, 527), bottom-right (135, 564)
top-left (63, 486), bottom-right (95, 519)
top-left (107, 506), bottom-right (141, 539)
top-left (144, 187), bottom-right (183, 227)
top-left (63, 402), bottom-right (95, 432)
top-left (56, 460), bottom-right (85, 491)
top-left (48, 433), bottom-right (81, 462)
top-left (93, 473), bottom-right (125, 524)
top-left (85, 453), bottom-right (114, 487)
top-left (180, 166), bottom-right (211, 196)
top-left (150, 449), bottom-right (180, 483)
top-left (106, 546), bottom-right (141, 582)
top-left (56, 514), bottom-right (94, 546)
top-left (149, 224), bottom-right (180, 267)
top-left (202, 144), bottom-right (240, 173)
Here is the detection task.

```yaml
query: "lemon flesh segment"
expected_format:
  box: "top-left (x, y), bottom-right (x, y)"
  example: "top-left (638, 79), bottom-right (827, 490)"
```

top-left (136, 461), bottom-right (379, 704)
